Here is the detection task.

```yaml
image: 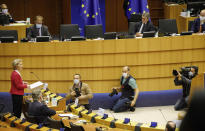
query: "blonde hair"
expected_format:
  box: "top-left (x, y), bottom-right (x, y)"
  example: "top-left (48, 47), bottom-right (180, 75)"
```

top-left (12, 59), bottom-right (22, 70)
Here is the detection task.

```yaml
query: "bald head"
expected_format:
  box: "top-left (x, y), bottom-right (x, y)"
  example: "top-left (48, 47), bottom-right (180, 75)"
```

top-left (200, 10), bottom-right (205, 17)
top-left (1, 4), bottom-right (8, 9)
top-left (165, 121), bottom-right (176, 131)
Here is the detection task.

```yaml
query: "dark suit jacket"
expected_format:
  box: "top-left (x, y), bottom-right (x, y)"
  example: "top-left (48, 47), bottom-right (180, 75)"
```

top-left (27, 24), bottom-right (51, 40)
top-left (28, 100), bottom-right (56, 124)
top-left (191, 18), bottom-right (205, 33)
top-left (129, 21), bottom-right (156, 35)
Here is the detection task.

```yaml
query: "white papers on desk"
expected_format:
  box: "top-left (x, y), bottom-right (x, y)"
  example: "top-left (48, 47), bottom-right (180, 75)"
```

top-left (58, 114), bottom-right (79, 119)
top-left (30, 81), bottom-right (44, 89)
top-left (58, 114), bottom-right (75, 117)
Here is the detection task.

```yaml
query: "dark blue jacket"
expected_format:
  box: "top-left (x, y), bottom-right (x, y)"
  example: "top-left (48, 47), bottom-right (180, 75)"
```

top-left (191, 18), bottom-right (205, 33)
top-left (28, 100), bottom-right (56, 124)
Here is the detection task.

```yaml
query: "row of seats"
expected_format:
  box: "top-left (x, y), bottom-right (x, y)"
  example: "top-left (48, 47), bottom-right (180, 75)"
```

top-left (129, 19), bottom-right (194, 35)
top-left (0, 19), bottom-right (194, 43)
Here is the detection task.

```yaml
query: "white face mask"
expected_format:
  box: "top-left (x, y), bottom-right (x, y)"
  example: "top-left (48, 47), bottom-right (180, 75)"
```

top-left (36, 24), bottom-right (42, 28)
top-left (200, 16), bottom-right (205, 21)
top-left (122, 73), bottom-right (128, 78)
top-left (2, 9), bottom-right (8, 14)
top-left (74, 79), bottom-right (80, 84)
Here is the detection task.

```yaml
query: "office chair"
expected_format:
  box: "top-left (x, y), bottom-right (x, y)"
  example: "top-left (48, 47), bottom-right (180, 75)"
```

top-left (24, 112), bottom-right (37, 124)
top-left (128, 14), bottom-right (142, 23)
top-left (69, 122), bottom-right (85, 131)
top-left (128, 22), bottom-right (139, 35)
top-left (47, 117), bottom-right (65, 129)
top-left (84, 24), bottom-right (104, 39)
top-left (0, 30), bottom-right (18, 41)
top-left (60, 24), bottom-right (80, 40)
top-left (188, 21), bottom-right (194, 31)
top-left (158, 19), bottom-right (178, 34)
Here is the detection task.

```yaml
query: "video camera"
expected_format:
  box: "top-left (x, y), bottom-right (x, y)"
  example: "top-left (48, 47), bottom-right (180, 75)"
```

top-left (74, 88), bottom-right (81, 97)
top-left (109, 88), bottom-right (118, 97)
top-left (173, 66), bottom-right (198, 79)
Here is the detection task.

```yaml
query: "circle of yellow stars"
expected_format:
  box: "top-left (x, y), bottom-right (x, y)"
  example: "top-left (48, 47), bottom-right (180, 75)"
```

top-left (81, 3), bottom-right (99, 18)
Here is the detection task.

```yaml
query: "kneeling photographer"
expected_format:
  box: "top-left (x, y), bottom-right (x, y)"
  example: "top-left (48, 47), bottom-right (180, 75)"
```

top-left (173, 66), bottom-right (198, 110)
top-left (66, 74), bottom-right (93, 110)
top-left (110, 66), bottom-right (139, 113)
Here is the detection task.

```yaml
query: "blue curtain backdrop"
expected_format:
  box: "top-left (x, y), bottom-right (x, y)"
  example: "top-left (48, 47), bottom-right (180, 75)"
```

top-left (71, 0), bottom-right (105, 36)
top-left (126, 0), bottom-right (150, 19)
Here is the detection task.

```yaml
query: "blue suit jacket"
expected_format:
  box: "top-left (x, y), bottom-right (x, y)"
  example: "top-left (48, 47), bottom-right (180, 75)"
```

top-left (28, 101), bottom-right (56, 124)
top-left (191, 18), bottom-right (205, 33)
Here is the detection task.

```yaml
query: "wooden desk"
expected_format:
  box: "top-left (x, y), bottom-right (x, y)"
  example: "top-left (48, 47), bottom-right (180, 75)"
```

top-left (163, 3), bottom-right (186, 33)
top-left (0, 35), bottom-right (205, 93)
top-left (0, 24), bottom-right (32, 42)
top-left (178, 16), bottom-right (197, 33)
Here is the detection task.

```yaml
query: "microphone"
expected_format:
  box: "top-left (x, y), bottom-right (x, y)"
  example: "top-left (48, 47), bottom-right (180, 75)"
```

top-left (30, 72), bottom-right (49, 91)
top-left (158, 109), bottom-right (167, 122)
top-left (30, 72), bottom-right (41, 81)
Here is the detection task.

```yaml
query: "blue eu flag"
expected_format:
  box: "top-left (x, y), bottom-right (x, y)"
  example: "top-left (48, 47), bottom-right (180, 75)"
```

top-left (81, 0), bottom-right (102, 25)
top-left (126, 0), bottom-right (150, 19)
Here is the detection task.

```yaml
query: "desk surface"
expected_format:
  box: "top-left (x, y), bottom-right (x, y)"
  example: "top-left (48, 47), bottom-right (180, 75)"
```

top-left (0, 35), bottom-right (205, 93)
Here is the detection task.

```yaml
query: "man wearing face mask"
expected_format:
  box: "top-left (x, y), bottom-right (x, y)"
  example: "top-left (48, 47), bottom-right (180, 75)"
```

top-left (27, 15), bottom-right (51, 40)
top-left (174, 66), bottom-right (198, 110)
top-left (112, 66), bottom-right (139, 113)
top-left (191, 9), bottom-right (205, 33)
top-left (0, 4), bottom-right (14, 23)
top-left (66, 74), bottom-right (93, 110)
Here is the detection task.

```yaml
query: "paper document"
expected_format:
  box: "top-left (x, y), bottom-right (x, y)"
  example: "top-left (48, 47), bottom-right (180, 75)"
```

top-left (30, 81), bottom-right (44, 89)
top-left (58, 114), bottom-right (75, 117)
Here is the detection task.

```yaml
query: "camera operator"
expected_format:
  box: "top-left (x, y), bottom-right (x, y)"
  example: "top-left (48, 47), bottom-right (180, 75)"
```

top-left (111, 66), bottom-right (139, 113)
top-left (66, 74), bottom-right (93, 110)
top-left (173, 66), bottom-right (198, 110)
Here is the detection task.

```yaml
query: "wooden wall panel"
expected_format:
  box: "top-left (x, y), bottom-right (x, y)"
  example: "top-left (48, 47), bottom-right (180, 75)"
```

top-left (0, 35), bottom-right (205, 93)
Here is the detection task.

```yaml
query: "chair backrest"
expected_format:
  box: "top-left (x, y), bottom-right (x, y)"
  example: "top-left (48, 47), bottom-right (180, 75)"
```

top-left (0, 30), bottom-right (18, 41)
top-left (47, 116), bottom-right (64, 129)
top-left (128, 22), bottom-right (138, 35)
top-left (0, 14), bottom-right (9, 26)
top-left (24, 112), bottom-right (37, 124)
top-left (188, 21), bottom-right (194, 31)
top-left (60, 24), bottom-right (80, 40)
top-left (69, 122), bottom-right (85, 131)
top-left (85, 24), bottom-right (104, 39)
top-left (158, 19), bottom-right (178, 34)
top-left (128, 13), bottom-right (142, 23)
top-left (26, 27), bottom-right (30, 38)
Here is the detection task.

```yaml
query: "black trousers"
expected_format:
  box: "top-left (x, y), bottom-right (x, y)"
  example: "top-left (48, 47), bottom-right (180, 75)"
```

top-left (12, 94), bottom-right (23, 118)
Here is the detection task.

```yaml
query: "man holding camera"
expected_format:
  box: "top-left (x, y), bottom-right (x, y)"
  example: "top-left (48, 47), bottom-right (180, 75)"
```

top-left (111, 66), bottom-right (139, 113)
top-left (66, 74), bottom-right (93, 110)
top-left (173, 66), bottom-right (198, 110)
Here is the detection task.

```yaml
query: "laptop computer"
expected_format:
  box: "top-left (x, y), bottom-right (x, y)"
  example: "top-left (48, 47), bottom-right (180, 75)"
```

top-left (36, 36), bottom-right (50, 42)
top-left (142, 31), bottom-right (156, 38)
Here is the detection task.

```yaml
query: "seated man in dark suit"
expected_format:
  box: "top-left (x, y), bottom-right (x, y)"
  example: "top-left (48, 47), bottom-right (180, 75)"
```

top-left (0, 4), bottom-right (14, 23)
top-left (191, 9), bottom-right (205, 33)
top-left (133, 12), bottom-right (156, 37)
top-left (28, 90), bottom-right (56, 125)
top-left (27, 15), bottom-right (51, 40)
